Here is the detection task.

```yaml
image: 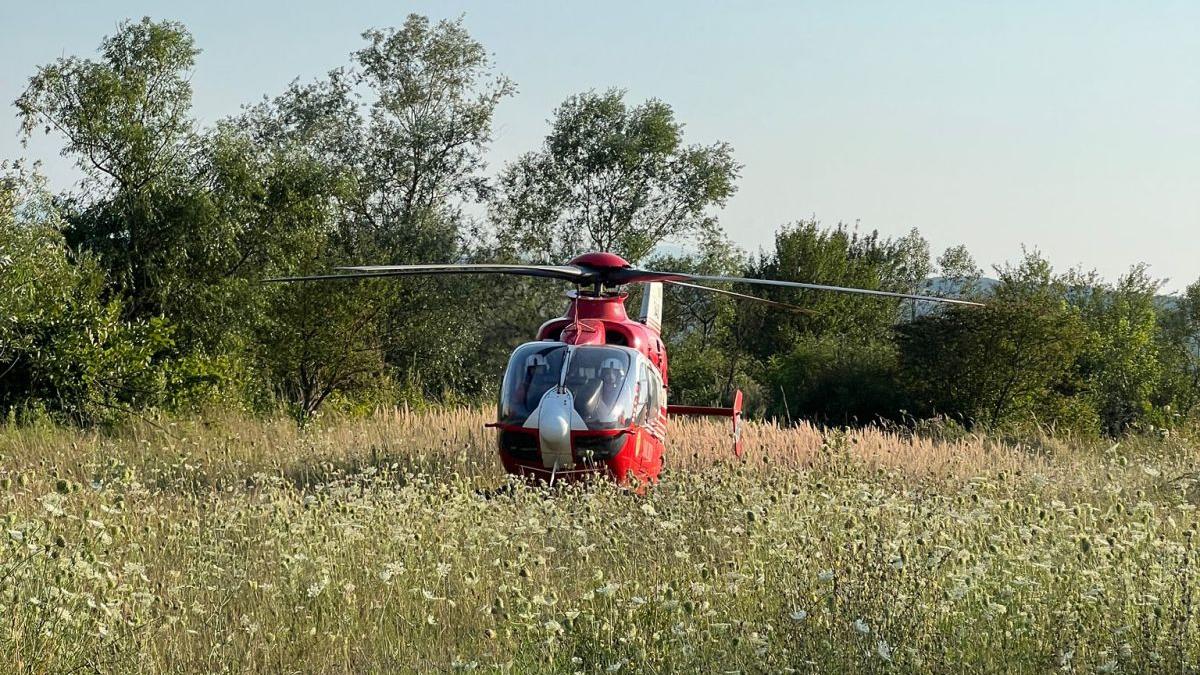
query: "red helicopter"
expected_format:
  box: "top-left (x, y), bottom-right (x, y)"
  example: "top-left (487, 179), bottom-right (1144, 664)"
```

top-left (275, 252), bottom-right (980, 484)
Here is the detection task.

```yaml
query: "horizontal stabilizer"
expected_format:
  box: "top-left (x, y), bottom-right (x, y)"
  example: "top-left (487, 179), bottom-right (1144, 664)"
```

top-left (668, 390), bottom-right (744, 458)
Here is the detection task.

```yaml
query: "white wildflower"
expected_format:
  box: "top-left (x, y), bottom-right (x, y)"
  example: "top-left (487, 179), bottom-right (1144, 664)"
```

top-left (306, 577), bottom-right (328, 598)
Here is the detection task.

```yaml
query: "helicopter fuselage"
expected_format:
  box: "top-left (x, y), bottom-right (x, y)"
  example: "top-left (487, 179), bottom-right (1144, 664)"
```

top-left (493, 289), bottom-right (672, 484)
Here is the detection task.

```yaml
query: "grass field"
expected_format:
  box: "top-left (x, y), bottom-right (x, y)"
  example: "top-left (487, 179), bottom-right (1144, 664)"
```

top-left (2, 408), bottom-right (1200, 673)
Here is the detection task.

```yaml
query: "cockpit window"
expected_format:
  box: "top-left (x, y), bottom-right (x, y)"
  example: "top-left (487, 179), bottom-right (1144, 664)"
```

top-left (498, 343), bottom-right (638, 430)
top-left (498, 342), bottom-right (569, 425)
top-left (563, 347), bottom-right (633, 429)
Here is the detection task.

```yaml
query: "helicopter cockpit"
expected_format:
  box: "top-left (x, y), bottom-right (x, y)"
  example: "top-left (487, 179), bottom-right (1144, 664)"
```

top-left (499, 342), bottom-right (640, 430)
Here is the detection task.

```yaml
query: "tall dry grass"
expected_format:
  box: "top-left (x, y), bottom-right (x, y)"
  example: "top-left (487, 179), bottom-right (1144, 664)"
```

top-left (5, 406), bottom-right (1184, 488)
top-left (2, 408), bottom-right (1198, 672)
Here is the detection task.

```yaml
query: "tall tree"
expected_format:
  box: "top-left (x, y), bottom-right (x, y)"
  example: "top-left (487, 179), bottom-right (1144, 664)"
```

top-left (16, 18), bottom-right (200, 316)
top-left (353, 17), bottom-right (515, 239)
top-left (491, 89), bottom-right (740, 263)
top-left (233, 14), bottom-right (516, 414)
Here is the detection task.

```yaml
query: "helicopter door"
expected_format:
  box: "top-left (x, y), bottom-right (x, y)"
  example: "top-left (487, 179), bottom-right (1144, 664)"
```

top-left (633, 360), bottom-right (651, 426)
top-left (630, 359), bottom-right (665, 435)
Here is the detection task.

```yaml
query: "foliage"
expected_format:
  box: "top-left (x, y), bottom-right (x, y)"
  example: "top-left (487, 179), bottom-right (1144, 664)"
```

top-left (743, 221), bottom-right (932, 354)
top-left (1068, 266), bottom-right (1171, 434)
top-left (5, 14), bottom-right (1200, 436)
top-left (897, 252), bottom-right (1200, 434)
top-left (765, 337), bottom-right (907, 425)
top-left (935, 243), bottom-right (985, 298)
top-left (898, 300), bottom-right (1089, 429)
top-left (352, 16), bottom-right (516, 231)
top-left (13, 15), bottom-right (516, 420)
top-left (232, 14), bottom-right (516, 415)
top-left (713, 223), bottom-right (934, 422)
top-left (0, 165), bottom-right (174, 424)
top-left (1156, 280), bottom-right (1200, 421)
top-left (16, 18), bottom-right (201, 318)
top-left (491, 89), bottom-right (740, 263)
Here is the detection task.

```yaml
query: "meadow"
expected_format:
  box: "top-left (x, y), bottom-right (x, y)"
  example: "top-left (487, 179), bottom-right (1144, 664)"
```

top-left (2, 408), bottom-right (1199, 673)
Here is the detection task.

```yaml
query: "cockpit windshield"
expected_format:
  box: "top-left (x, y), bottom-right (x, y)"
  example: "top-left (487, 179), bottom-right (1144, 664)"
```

top-left (562, 347), bottom-right (633, 429)
top-left (498, 342), bottom-right (638, 430)
top-left (498, 343), bottom-right (569, 425)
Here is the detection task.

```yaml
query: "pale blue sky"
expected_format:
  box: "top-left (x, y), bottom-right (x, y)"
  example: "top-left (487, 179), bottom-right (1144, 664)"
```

top-left (2, 1), bottom-right (1197, 290)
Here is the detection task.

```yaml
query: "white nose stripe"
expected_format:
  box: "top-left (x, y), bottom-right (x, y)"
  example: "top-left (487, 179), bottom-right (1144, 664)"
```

top-left (537, 391), bottom-right (575, 469)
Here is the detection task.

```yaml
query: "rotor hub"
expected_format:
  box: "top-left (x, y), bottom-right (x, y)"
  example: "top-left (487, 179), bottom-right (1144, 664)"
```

top-left (567, 252), bottom-right (631, 270)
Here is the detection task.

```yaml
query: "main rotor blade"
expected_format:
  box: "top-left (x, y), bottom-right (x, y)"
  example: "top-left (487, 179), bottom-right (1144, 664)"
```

top-left (262, 271), bottom-right (409, 283)
top-left (264, 263), bottom-right (590, 284)
top-left (613, 268), bottom-right (984, 306)
top-left (687, 275), bottom-right (985, 306)
top-left (666, 281), bottom-right (816, 315)
top-left (336, 263), bottom-right (589, 283)
top-left (263, 257), bottom-right (984, 307)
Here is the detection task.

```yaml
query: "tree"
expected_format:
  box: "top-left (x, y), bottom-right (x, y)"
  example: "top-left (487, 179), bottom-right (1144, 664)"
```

top-left (1156, 280), bottom-right (1200, 420)
top-left (0, 163), bottom-right (172, 423)
top-left (651, 230), bottom-right (745, 352)
top-left (15, 18), bottom-right (197, 193)
top-left (16, 18), bottom-right (200, 317)
top-left (935, 244), bottom-right (984, 299)
top-left (743, 221), bottom-right (933, 356)
top-left (898, 251), bottom-right (1090, 430)
top-left (657, 222), bottom-right (936, 420)
top-left (1071, 265), bottom-right (1164, 434)
top-left (491, 89), bottom-right (740, 263)
top-left (643, 232), bottom-right (753, 408)
top-left (353, 16), bottom-right (515, 239)
top-left (233, 14), bottom-right (516, 415)
top-left (897, 304), bottom-right (1088, 430)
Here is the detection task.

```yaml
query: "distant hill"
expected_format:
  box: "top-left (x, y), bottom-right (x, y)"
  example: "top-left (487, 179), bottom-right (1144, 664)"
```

top-left (922, 276), bottom-right (998, 298)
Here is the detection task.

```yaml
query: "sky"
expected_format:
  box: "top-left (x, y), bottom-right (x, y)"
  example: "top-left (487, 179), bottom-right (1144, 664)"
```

top-left (2, 1), bottom-right (1197, 291)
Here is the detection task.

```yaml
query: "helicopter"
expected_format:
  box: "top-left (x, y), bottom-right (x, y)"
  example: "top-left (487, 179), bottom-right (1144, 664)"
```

top-left (272, 251), bottom-right (981, 485)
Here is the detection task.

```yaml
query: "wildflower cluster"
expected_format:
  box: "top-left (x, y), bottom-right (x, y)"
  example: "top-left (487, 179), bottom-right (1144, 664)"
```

top-left (1, 409), bottom-right (1198, 671)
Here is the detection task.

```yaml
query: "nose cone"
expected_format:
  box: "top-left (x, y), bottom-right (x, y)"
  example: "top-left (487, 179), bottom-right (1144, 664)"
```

top-left (537, 390), bottom-right (576, 470)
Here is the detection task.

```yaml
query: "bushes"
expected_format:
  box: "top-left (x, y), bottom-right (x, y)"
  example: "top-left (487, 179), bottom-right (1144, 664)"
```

top-left (667, 236), bottom-right (1200, 437)
top-left (0, 167), bottom-right (176, 423)
top-left (765, 338), bottom-right (906, 425)
top-left (897, 300), bottom-right (1088, 430)
top-left (6, 17), bottom-right (1199, 437)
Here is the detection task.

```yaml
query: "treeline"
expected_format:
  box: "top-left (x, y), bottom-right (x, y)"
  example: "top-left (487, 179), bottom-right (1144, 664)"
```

top-left (2, 16), bottom-right (1198, 437)
top-left (664, 226), bottom-right (1200, 436)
